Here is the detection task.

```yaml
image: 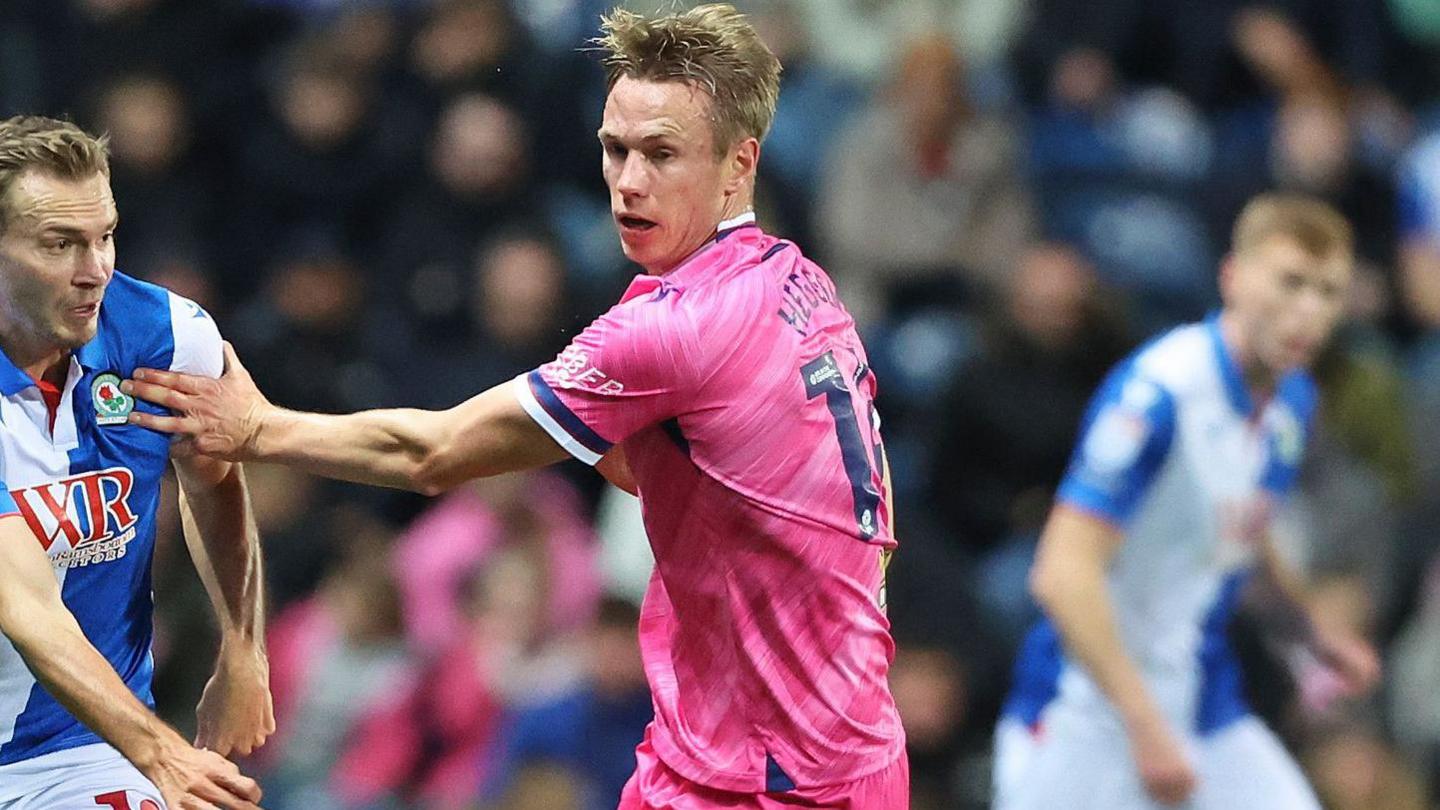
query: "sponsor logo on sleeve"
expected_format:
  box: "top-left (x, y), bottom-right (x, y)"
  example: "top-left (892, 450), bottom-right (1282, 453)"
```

top-left (1080, 380), bottom-right (1161, 480)
top-left (548, 347), bottom-right (625, 395)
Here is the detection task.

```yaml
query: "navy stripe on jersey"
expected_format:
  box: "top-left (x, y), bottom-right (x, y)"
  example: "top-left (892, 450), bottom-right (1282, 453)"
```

top-left (526, 372), bottom-right (614, 456)
top-left (765, 754), bottom-right (798, 793)
top-left (760, 242), bottom-right (791, 262)
top-left (660, 417), bottom-right (691, 457)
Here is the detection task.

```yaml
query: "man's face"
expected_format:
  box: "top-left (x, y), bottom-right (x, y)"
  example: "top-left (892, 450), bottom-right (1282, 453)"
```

top-left (1224, 234), bottom-right (1352, 376)
top-left (599, 76), bottom-right (741, 274)
top-left (0, 171), bottom-right (117, 355)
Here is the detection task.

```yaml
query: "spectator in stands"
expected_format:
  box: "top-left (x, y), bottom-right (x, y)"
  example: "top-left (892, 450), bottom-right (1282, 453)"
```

top-left (397, 231), bottom-right (572, 409)
top-left (251, 514), bottom-right (412, 810)
top-left (490, 595), bottom-right (653, 810)
top-left (817, 33), bottom-right (1034, 322)
top-left (92, 73), bottom-right (217, 284)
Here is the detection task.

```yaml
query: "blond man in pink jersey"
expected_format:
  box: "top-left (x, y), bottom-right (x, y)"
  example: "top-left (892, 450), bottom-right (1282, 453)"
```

top-left (122, 4), bottom-right (909, 808)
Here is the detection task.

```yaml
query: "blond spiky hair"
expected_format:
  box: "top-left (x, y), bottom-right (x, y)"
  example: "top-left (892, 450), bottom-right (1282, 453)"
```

top-left (595, 3), bottom-right (782, 157)
top-left (0, 115), bottom-right (111, 232)
top-left (1232, 193), bottom-right (1353, 260)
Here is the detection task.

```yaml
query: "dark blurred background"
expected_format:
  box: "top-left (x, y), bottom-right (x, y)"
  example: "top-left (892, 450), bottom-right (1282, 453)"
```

top-left (7, 0), bottom-right (1440, 807)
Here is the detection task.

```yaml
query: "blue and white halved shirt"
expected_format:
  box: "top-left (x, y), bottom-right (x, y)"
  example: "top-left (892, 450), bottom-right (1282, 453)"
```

top-left (0, 271), bottom-right (221, 765)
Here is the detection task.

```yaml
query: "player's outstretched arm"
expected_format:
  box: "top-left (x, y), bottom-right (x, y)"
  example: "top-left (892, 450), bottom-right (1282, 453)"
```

top-left (174, 455), bottom-right (275, 757)
top-left (1030, 505), bottom-right (1197, 805)
top-left (124, 343), bottom-right (571, 494)
top-left (0, 514), bottom-right (264, 809)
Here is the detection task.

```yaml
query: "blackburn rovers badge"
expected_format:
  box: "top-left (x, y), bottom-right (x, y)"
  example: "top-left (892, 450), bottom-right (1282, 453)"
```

top-left (92, 372), bottom-right (134, 426)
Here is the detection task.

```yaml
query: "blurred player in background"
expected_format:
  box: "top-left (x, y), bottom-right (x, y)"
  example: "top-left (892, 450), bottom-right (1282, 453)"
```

top-left (994, 194), bottom-right (1381, 809)
top-left (0, 116), bottom-right (270, 810)
top-left (124, 4), bottom-right (907, 809)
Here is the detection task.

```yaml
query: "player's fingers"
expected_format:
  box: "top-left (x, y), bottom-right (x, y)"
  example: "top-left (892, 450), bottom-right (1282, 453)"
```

top-left (207, 761), bottom-right (263, 803)
top-left (1160, 773), bottom-right (1195, 805)
top-left (210, 766), bottom-right (263, 801)
top-left (182, 779), bottom-right (234, 809)
top-left (1142, 770), bottom-right (1188, 804)
top-left (186, 781), bottom-right (244, 810)
top-left (122, 378), bottom-right (191, 409)
top-left (128, 410), bottom-right (198, 435)
top-left (130, 366), bottom-right (210, 395)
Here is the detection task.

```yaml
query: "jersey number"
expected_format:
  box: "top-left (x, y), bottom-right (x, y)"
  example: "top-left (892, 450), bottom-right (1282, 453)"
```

top-left (94, 792), bottom-right (160, 810)
top-left (801, 352), bottom-right (883, 540)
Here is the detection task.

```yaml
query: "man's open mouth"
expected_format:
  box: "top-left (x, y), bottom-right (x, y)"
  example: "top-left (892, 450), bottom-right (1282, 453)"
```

top-left (618, 214), bottom-right (657, 231)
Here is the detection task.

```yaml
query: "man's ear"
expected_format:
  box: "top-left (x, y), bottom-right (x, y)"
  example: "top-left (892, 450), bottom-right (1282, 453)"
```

top-left (1218, 252), bottom-right (1239, 305)
top-left (724, 137), bottom-right (760, 195)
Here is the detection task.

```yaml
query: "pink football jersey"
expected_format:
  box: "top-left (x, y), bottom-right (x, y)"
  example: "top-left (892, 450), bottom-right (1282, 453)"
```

top-left (514, 214), bottom-right (904, 792)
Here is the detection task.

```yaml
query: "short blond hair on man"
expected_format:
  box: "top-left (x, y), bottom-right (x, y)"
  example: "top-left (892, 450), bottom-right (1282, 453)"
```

top-left (594, 3), bottom-right (782, 157)
top-left (1231, 192), bottom-right (1353, 261)
top-left (0, 115), bottom-right (111, 233)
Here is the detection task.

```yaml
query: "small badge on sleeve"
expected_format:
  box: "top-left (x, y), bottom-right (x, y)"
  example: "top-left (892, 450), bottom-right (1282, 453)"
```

top-left (92, 372), bottom-right (134, 426)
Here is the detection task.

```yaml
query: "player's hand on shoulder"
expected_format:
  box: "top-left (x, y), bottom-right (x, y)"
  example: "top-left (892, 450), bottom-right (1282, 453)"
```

top-left (123, 342), bottom-right (272, 462)
top-left (1128, 715), bottom-right (1198, 805)
top-left (195, 639), bottom-right (275, 758)
top-left (145, 734), bottom-right (264, 810)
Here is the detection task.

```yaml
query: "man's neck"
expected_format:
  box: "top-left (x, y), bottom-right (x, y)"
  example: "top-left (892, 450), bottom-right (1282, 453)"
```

top-left (1218, 311), bottom-right (1276, 399)
top-left (650, 203), bottom-right (756, 276)
top-left (0, 327), bottom-right (68, 385)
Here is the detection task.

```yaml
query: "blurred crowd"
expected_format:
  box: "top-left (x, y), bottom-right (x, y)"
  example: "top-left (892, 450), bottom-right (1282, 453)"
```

top-left (6, 0), bottom-right (1440, 807)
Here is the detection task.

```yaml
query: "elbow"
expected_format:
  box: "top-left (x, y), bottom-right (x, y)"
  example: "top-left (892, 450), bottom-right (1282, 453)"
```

top-left (1029, 553), bottom-right (1065, 614)
top-left (410, 441), bottom-right (481, 496)
top-left (410, 454), bottom-right (455, 497)
top-left (1028, 562), bottom-right (1053, 612)
top-left (0, 593), bottom-right (50, 648)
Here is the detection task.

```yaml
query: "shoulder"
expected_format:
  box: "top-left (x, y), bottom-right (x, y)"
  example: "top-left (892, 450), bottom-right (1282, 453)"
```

top-left (92, 272), bottom-right (177, 372)
top-left (666, 235), bottom-right (781, 317)
top-left (1087, 355), bottom-right (1177, 432)
top-left (99, 271), bottom-right (172, 330)
top-left (98, 271), bottom-right (222, 377)
top-left (1128, 322), bottom-right (1212, 397)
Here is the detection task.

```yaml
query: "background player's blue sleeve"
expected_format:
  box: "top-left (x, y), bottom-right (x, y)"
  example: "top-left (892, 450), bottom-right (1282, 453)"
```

top-left (1259, 372), bottom-right (1318, 497)
top-left (0, 482), bottom-right (16, 517)
top-left (1055, 364), bottom-right (1177, 526)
